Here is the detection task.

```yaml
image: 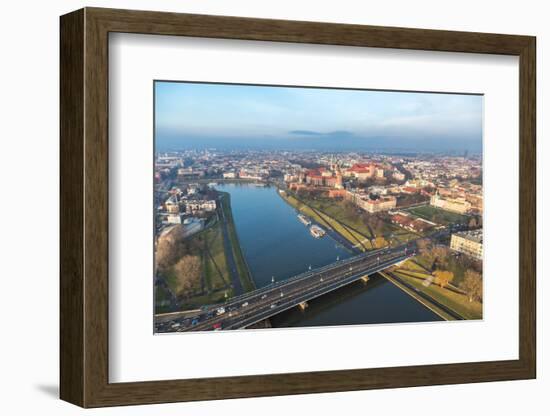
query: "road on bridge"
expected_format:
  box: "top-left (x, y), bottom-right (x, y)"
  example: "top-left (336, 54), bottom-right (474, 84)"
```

top-left (155, 240), bottom-right (419, 332)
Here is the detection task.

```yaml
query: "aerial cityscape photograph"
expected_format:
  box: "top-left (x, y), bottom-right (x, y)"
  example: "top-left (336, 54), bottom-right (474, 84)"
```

top-left (153, 81), bottom-right (484, 333)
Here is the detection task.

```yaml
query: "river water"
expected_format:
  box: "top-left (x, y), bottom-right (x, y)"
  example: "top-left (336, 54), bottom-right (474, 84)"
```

top-left (217, 183), bottom-right (442, 328)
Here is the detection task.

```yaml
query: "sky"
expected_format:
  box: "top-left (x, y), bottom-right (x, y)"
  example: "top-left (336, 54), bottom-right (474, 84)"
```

top-left (154, 81), bottom-right (483, 153)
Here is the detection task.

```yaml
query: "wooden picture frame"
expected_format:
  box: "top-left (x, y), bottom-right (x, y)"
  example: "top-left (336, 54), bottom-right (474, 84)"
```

top-left (60, 7), bottom-right (536, 408)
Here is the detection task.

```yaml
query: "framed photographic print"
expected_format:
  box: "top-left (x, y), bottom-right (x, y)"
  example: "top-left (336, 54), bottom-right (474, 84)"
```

top-left (60, 7), bottom-right (536, 408)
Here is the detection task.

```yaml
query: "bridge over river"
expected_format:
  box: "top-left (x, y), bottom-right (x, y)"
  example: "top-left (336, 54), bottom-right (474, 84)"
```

top-left (156, 241), bottom-right (420, 332)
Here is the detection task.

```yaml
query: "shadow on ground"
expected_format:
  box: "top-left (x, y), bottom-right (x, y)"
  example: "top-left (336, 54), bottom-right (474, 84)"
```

top-left (35, 384), bottom-right (58, 399)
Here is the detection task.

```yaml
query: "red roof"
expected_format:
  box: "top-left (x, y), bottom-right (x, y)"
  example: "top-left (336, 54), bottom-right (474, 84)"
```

top-left (349, 163), bottom-right (374, 173)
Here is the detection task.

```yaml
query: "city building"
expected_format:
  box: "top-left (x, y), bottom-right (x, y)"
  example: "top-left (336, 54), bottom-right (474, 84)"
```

top-left (299, 167), bottom-right (343, 189)
top-left (165, 195), bottom-right (180, 214)
top-left (185, 200), bottom-right (217, 214)
top-left (450, 229), bottom-right (483, 260)
top-left (356, 195), bottom-right (397, 213)
top-left (393, 170), bottom-right (406, 181)
top-left (345, 163), bottom-right (375, 181)
top-left (430, 193), bottom-right (471, 214)
top-left (390, 212), bottom-right (435, 233)
top-left (375, 167), bottom-right (385, 178)
top-left (166, 213), bottom-right (182, 224)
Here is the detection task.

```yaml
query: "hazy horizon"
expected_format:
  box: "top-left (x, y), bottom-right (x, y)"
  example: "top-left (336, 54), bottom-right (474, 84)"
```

top-left (155, 81), bottom-right (483, 153)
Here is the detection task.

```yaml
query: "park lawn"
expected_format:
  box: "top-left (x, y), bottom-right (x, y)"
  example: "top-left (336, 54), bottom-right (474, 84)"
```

top-left (413, 254), bottom-right (434, 271)
top-left (203, 225), bottom-right (230, 292)
top-left (308, 198), bottom-right (374, 239)
top-left (283, 193), bottom-right (370, 251)
top-left (315, 209), bottom-right (371, 251)
top-left (291, 194), bottom-right (422, 248)
top-left (444, 255), bottom-right (475, 287)
top-left (164, 254), bottom-right (203, 295)
top-left (392, 231), bottom-right (418, 243)
top-left (414, 252), bottom-right (471, 287)
top-left (183, 290), bottom-right (229, 309)
top-left (220, 192), bottom-right (256, 292)
top-left (395, 267), bottom-right (432, 279)
top-left (163, 268), bottom-right (184, 297)
top-left (401, 259), bottom-right (430, 273)
top-left (154, 285), bottom-right (173, 313)
top-left (407, 205), bottom-right (469, 225)
top-left (392, 270), bottom-right (482, 320)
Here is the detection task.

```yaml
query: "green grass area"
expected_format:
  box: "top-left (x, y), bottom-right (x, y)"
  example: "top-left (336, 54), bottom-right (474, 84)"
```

top-left (177, 289), bottom-right (231, 310)
top-left (298, 198), bottom-right (421, 249)
top-left (308, 198), bottom-right (374, 239)
top-left (445, 256), bottom-right (468, 286)
top-left (203, 226), bottom-right (230, 291)
top-left (313, 205), bottom-right (372, 250)
top-left (412, 252), bottom-right (472, 287)
top-left (282, 192), bottom-right (371, 251)
top-left (391, 230), bottom-right (418, 243)
top-left (396, 267), bottom-right (432, 279)
top-left (220, 192), bottom-right (256, 292)
top-left (156, 210), bottom-right (240, 311)
top-left (154, 285), bottom-right (173, 313)
top-left (407, 205), bottom-right (469, 225)
top-left (401, 259), bottom-right (430, 273)
top-left (392, 269), bottom-right (482, 320)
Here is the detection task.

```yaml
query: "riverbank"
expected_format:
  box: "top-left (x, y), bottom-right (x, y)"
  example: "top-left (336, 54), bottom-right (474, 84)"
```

top-left (218, 192), bottom-right (256, 293)
top-left (389, 263), bottom-right (482, 320)
top-left (278, 190), bottom-right (372, 252)
top-left (154, 216), bottom-right (231, 313)
top-left (278, 188), bottom-right (481, 321)
top-left (154, 191), bottom-right (256, 314)
top-left (158, 183), bottom-right (444, 327)
top-left (379, 271), bottom-right (458, 321)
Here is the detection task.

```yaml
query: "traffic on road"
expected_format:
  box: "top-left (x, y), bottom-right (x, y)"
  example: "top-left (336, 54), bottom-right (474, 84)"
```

top-left (155, 240), bottom-right (420, 332)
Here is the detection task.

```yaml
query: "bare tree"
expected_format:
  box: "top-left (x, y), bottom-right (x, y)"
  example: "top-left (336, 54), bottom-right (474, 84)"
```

top-left (432, 246), bottom-right (450, 268)
top-left (460, 269), bottom-right (483, 302)
top-left (416, 238), bottom-right (431, 257)
top-left (156, 229), bottom-right (180, 272)
top-left (172, 255), bottom-right (202, 297)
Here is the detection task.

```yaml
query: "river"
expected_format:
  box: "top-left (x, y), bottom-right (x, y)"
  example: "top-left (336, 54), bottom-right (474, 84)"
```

top-left (216, 183), bottom-right (442, 328)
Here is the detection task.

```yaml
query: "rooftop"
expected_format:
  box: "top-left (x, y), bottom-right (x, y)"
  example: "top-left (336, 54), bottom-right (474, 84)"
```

top-left (455, 229), bottom-right (483, 244)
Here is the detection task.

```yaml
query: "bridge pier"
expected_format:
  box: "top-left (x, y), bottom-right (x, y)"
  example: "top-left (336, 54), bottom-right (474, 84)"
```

top-left (360, 275), bottom-right (370, 283)
top-left (298, 301), bottom-right (308, 311)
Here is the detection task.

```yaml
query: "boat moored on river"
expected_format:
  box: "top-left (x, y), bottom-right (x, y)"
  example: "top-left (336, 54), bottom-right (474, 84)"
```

top-left (310, 224), bottom-right (326, 238)
top-left (298, 214), bottom-right (312, 226)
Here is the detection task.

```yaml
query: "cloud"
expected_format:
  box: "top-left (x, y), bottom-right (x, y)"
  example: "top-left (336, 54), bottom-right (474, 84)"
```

top-left (289, 130), bottom-right (354, 138)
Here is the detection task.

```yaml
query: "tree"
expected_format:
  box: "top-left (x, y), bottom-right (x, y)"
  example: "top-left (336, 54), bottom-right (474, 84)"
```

top-left (416, 238), bottom-right (431, 257)
top-left (433, 270), bottom-right (454, 289)
top-left (374, 236), bottom-right (388, 248)
top-left (156, 225), bottom-right (185, 272)
top-left (460, 269), bottom-right (483, 302)
top-left (172, 255), bottom-right (202, 297)
top-left (431, 246), bottom-right (450, 268)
